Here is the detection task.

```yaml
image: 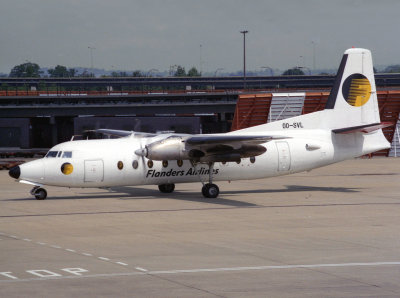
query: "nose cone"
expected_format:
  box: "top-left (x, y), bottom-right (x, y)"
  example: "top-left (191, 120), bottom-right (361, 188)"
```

top-left (9, 166), bottom-right (21, 179)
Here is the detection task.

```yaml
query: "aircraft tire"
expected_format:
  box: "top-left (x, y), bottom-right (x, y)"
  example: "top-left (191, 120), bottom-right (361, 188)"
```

top-left (34, 188), bottom-right (47, 200)
top-left (202, 183), bottom-right (219, 199)
top-left (158, 183), bottom-right (175, 193)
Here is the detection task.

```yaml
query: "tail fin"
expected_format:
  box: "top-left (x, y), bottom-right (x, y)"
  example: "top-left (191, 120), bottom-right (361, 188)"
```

top-left (325, 48), bottom-right (381, 130)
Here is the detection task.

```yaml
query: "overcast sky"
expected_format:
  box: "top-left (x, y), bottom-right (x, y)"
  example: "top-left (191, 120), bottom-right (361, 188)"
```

top-left (1, 0), bottom-right (399, 74)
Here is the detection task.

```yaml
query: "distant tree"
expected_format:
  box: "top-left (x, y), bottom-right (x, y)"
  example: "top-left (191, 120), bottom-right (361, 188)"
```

top-left (9, 62), bottom-right (42, 77)
top-left (174, 66), bottom-right (186, 77)
top-left (48, 65), bottom-right (76, 77)
top-left (78, 70), bottom-right (94, 77)
top-left (132, 70), bottom-right (142, 77)
top-left (383, 65), bottom-right (400, 73)
top-left (111, 71), bottom-right (128, 77)
top-left (282, 68), bottom-right (305, 75)
top-left (187, 67), bottom-right (201, 77)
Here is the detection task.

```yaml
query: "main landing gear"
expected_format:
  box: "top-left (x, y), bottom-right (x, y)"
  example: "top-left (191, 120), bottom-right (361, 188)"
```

top-left (200, 162), bottom-right (220, 199)
top-left (30, 186), bottom-right (47, 200)
top-left (202, 183), bottom-right (219, 198)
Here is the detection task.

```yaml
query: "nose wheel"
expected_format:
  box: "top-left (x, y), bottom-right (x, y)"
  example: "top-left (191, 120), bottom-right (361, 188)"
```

top-left (30, 186), bottom-right (47, 200)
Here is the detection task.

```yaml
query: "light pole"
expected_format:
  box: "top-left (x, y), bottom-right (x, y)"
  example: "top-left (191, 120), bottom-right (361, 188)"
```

top-left (88, 46), bottom-right (95, 75)
top-left (240, 30), bottom-right (248, 89)
top-left (298, 55), bottom-right (305, 68)
top-left (214, 68), bottom-right (224, 77)
top-left (199, 44), bottom-right (203, 75)
top-left (169, 65), bottom-right (178, 76)
top-left (311, 41), bottom-right (316, 73)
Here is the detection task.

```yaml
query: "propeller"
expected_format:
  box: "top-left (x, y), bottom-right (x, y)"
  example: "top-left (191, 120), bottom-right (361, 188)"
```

top-left (134, 146), bottom-right (147, 157)
top-left (134, 136), bottom-right (149, 172)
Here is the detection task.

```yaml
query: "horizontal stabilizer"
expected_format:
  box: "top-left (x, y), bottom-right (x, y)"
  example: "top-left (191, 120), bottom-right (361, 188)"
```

top-left (332, 122), bottom-right (393, 134)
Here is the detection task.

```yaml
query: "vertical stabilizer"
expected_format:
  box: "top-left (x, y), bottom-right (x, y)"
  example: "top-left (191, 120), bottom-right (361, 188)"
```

top-left (324, 48), bottom-right (380, 129)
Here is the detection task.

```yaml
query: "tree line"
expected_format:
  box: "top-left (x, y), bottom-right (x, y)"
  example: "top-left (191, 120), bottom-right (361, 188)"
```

top-left (7, 62), bottom-right (400, 78)
top-left (8, 62), bottom-right (202, 78)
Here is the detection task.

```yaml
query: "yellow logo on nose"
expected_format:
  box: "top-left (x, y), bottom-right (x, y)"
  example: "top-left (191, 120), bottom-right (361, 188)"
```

top-left (61, 163), bottom-right (73, 175)
top-left (342, 74), bottom-right (371, 107)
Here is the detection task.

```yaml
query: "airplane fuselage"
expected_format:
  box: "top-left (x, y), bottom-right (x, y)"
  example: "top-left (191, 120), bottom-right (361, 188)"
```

top-left (19, 126), bottom-right (383, 189)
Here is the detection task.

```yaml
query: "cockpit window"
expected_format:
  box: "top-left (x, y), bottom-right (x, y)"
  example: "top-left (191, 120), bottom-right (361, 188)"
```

top-left (46, 151), bottom-right (58, 158)
top-left (57, 151), bottom-right (62, 157)
top-left (62, 151), bottom-right (73, 158)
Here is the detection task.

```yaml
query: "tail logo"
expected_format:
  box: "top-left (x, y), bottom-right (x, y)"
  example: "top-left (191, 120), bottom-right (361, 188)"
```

top-left (342, 73), bottom-right (371, 107)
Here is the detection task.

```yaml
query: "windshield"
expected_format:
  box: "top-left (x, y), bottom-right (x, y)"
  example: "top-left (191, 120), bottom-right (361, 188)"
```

top-left (45, 151), bottom-right (58, 158)
top-left (62, 151), bottom-right (72, 158)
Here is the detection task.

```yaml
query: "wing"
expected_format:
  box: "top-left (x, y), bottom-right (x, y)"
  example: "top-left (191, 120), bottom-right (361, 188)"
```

top-left (94, 129), bottom-right (133, 137)
top-left (186, 135), bottom-right (288, 162)
top-left (91, 129), bottom-right (158, 138)
top-left (138, 134), bottom-right (289, 163)
top-left (186, 135), bottom-right (284, 146)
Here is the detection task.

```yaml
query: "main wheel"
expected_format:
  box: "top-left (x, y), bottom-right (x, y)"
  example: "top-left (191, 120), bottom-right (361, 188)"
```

top-left (34, 188), bottom-right (47, 200)
top-left (158, 183), bottom-right (175, 193)
top-left (202, 183), bottom-right (219, 198)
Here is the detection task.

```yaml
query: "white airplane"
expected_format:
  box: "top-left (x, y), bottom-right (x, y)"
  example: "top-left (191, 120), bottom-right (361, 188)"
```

top-left (9, 48), bottom-right (391, 200)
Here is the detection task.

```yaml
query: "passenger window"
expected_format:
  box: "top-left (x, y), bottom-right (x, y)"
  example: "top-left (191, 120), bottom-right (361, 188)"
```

top-left (62, 151), bottom-right (73, 158)
top-left (46, 151), bottom-right (58, 158)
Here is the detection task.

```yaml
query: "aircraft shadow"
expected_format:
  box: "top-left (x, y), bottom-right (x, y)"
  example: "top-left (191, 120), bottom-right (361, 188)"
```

top-left (111, 186), bottom-right (258, 207)
top-left (6, 186), bottom-right (257, 207)
top-left (223, 185), bottom-right (361, 195)
top-left (6, 184), bottom-right (360, 204)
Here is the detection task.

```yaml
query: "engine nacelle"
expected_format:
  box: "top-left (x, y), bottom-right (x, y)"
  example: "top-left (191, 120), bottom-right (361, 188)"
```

top-left (143, 137), bottom-right (190, 160)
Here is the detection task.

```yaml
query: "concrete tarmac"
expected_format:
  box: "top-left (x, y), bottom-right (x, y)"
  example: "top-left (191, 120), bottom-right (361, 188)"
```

top-left (1, 158), bottom-right (400, 297)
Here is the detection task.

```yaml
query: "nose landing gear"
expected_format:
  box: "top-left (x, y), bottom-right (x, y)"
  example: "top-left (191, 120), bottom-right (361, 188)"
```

top-left (30, 186), bottom-right (47, 200)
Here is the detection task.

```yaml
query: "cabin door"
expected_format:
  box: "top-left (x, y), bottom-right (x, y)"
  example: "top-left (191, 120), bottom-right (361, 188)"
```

top-left (276, 141), bottom-right (291, 171)
top-left (84, 160), bottom-right (104, 182)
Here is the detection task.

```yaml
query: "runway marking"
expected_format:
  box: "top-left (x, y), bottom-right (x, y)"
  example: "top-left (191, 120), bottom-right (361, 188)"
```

top-left (1, 261), bottom-right (400, 283)
top-left (0, 272), bottom-right (18, 279)
top-left (135, 267), bottom-right (148, 272)
top-left (149, 262), bottom-right (400, 274)
top-left (0, 232), bottom-right (129, 268)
